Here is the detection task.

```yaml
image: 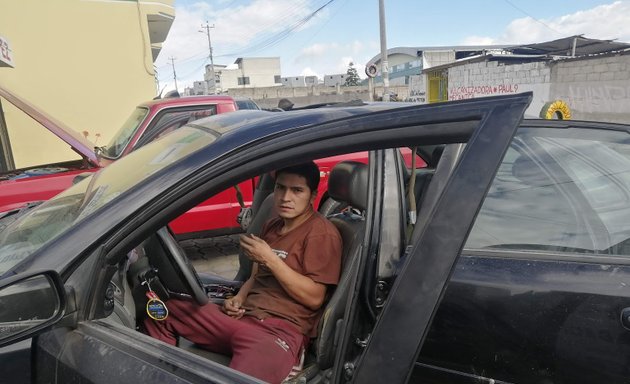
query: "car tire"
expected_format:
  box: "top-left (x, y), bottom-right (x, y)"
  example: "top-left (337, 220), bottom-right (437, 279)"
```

top-left (319, 198), bottom-right (348, 217)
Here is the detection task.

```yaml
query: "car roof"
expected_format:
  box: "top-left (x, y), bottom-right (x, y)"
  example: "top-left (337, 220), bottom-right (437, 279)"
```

top-left (14, 93), bottom-right (537, 275)
top-left (138, 95), bottom-right (236, 109)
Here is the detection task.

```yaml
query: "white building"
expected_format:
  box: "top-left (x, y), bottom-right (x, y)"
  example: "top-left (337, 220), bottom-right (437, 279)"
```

top-left (203, 64), bottom-right (226, 94)
top-left (323, 74), bottom-right (346, 86)
top-left (281, 75), bottom-right (319, 87)
top-left (218, 57), bottom-right (282, 91)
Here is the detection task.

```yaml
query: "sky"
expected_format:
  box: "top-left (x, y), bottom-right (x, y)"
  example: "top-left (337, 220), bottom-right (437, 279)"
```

top-left (154, 0), bottom-right (630, 93)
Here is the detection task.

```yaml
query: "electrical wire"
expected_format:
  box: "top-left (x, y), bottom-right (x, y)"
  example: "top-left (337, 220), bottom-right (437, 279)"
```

top-left (502, 0), bottom-right (563, 36)
top-left (155, 0), bottom-right (321, 71)
top-left (216, 0), bottom-right (337, 57)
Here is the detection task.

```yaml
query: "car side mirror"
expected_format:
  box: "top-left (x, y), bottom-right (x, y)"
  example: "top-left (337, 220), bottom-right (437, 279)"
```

top-left (0, 271), bottom-right (65, 348)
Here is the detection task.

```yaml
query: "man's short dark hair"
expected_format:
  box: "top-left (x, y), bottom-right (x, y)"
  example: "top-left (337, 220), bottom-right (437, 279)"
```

top-left (278, 98), bottom-right (294, 111)
top-left (276, 162), bottom-right (320, 193)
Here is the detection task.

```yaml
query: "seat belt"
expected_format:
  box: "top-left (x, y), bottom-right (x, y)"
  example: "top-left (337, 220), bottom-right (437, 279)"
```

top-left (234, 185), bottom-right (252, 230)
top-left (406, 147), bottom-right (417, 242)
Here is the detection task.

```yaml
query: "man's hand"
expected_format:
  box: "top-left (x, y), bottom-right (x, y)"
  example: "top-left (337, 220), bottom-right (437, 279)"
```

top-left (223, 297), bottom-right (245, 319)
top-left (239, 234), bottom-right (276, 267)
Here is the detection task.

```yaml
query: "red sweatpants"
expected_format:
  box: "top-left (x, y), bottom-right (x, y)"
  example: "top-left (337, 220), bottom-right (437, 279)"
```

top-left (144, 299), bottom-right (307, 384)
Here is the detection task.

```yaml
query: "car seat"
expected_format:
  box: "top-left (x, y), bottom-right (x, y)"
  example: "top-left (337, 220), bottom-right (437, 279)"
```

top-left (290, 160), bottom-right (369, 382)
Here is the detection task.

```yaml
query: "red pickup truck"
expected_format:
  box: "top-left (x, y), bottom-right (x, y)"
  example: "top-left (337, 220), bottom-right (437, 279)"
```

top-left (0, 87), bottom-right (424, 237)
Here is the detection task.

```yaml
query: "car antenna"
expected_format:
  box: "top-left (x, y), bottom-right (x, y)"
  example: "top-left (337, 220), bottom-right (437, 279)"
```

top-left (153, 85), bottom-right (168, 100)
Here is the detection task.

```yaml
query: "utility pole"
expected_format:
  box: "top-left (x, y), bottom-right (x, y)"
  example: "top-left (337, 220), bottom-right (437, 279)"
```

top-left (169, 56), bottom-right (178, 93)
top-left (379, 0), bottom-right (389, 101)
top-left (200, 22), bottom-right (216, 94)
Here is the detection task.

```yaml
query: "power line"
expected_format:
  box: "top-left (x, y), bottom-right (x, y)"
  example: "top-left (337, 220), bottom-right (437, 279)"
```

top-left (216, 0), bottom-right (337, 57)
top-left (156, 0), bottom-right (334, 72)
top-left (502, 0), bottom-right (563, 36)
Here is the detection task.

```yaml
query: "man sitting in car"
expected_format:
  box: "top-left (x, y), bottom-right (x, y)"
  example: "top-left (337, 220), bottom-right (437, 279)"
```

top-left (144, 162), bottom-right (342, 383)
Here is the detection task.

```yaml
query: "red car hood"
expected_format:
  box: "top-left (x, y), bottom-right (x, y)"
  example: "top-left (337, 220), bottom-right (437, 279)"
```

top-left (0, 85), bottom-right (98, 166)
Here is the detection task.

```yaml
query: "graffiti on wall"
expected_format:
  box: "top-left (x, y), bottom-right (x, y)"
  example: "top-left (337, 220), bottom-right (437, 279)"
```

top-left (449, 84), bottom-right (520, 100)
top-left (407, 89), bottom-right (426, 103)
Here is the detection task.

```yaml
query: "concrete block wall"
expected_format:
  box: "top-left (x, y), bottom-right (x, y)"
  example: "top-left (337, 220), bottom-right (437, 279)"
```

top-left (228, 84), bottom-right (410, 109)
top-left (445, 53), bottom-right (630, 123)
top-left (447, 61), bottom-right (551, 117)
top-left (550, 53), bottom-right (630, 123)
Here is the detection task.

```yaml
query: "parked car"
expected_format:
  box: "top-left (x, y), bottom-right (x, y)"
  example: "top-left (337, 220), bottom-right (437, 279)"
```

top-left (233, 97), bottom-right (261, 111)
top-left (0, 89), bottom-right (238, 219)
top-left (4, 92), bottom-right (630, 383)
top-left (0, 88), bottom-right (408, 237)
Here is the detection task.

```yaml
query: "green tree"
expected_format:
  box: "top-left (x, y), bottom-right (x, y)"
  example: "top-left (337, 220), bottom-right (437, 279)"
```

top-left (344, 62), bottom-right (360, 86)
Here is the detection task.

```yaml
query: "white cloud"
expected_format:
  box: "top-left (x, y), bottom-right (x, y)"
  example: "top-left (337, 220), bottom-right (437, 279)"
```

top-left (300, 67), bottom-right (319, 77)
top-left (156, 0), bottom-right (331, 89)
top-left (464, 1), bottom-right (630, 45)
top-left (291, 41), bottom-right (374, 79)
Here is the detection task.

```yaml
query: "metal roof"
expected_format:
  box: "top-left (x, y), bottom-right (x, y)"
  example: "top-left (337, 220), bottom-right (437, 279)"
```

top-left (508, 35), bottom-right (630, 56)
top-left (367, 36), bottom-right (630, 69)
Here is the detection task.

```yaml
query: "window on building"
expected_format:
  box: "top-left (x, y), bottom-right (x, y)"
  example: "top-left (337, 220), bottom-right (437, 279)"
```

top-left (274, 75), bottom-right (282, 84)
top-left (238, 77), bottom-right (250, 86)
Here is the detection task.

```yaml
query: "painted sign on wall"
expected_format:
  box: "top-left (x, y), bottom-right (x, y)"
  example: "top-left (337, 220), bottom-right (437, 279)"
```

top-left (449, 84), bottom-right (519, 100)
top-left (0, 35), bottom-right (14, 68)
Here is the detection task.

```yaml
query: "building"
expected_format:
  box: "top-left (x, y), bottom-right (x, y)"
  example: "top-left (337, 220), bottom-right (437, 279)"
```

top-left (323, 74), bottom-right (347, 87)
top-left (190, 80), bottom-right (211, 96)
top-left (216, 57), bottom-right (282, 92)
top-left (423, 36), bottom-right (630, 122)
top-left (280, 75), bottom-right (319, 87)
top-left (366, 45), bottom-right (510, 86)
top-left (0, 0), bottom-right (174, 170)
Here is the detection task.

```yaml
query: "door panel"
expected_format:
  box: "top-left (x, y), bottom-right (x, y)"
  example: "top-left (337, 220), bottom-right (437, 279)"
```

top-left (35, 322), bottom-right (259, 384)
top-left (0, 339), bottom-right (31, 384)
top-left (418, 255), bottom-right (630, 383)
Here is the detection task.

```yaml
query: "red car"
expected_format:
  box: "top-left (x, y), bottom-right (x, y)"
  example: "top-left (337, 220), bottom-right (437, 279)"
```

top-left (0, 86), bottom-right (424, 236)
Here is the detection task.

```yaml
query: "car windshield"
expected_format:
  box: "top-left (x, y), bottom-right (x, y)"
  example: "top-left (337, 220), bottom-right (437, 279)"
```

top-left (236, 99), bottom-right (260, 110)
top-left (101, 107), bottom-right (149, 159)
top-left (0, 126), bottom-right (217, 275)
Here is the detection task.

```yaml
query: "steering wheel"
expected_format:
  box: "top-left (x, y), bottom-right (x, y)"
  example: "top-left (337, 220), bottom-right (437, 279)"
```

top-left (152, 227), bottom-right (209, 305)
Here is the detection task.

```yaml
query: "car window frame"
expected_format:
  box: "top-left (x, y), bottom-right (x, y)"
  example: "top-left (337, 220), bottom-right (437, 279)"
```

top-left (134, 105), bottom-right (219, 150)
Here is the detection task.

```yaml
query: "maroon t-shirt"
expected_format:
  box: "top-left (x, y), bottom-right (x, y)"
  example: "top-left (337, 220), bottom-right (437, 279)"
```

top-left (243, 212), bottom-right (342, 335)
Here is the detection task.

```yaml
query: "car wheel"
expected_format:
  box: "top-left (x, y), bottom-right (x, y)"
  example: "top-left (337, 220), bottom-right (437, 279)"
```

top-left (319, 198), bottom-right (348, 217)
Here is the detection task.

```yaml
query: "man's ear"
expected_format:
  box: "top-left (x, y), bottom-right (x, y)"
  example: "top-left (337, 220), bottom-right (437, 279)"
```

top-left (310, 191), bottom-right (317, 204)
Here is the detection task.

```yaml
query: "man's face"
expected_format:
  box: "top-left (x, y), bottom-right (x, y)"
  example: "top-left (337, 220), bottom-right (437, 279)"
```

top-left (274, 172), bottom-right (316, 220)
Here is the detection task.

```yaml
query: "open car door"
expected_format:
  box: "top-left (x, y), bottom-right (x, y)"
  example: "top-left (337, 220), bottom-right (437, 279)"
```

top-left (344, 96), bottom-right (531, 383)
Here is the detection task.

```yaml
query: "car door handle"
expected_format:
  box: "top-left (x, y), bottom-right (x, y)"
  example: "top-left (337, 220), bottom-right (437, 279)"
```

top-left (620, 307), bottom-right (630, 330)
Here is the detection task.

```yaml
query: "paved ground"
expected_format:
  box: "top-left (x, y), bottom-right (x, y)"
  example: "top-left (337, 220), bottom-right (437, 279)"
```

top-left (181, 234), bottom-right (241, 279)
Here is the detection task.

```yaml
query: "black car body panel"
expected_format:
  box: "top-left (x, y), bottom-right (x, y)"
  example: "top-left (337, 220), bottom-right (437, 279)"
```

top-left (418, 254), bottom-right (630, 383)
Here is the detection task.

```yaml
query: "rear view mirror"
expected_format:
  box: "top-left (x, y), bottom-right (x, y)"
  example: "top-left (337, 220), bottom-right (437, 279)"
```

top-left (0, 271), bottom-right (65, 347)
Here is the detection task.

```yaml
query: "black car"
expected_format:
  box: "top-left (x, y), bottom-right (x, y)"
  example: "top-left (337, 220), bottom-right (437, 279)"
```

top-left (1, 93), bottom-right (630, 383)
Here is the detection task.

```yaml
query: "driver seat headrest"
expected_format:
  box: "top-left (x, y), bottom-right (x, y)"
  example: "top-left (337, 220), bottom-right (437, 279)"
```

top-left (327, 161), bottom-right (368, 211)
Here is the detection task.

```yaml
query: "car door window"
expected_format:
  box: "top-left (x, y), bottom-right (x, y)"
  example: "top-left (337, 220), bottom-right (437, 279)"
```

top-left (137, 106), bottom-right (218, 148)
top-left (466, 128), bottom-right (630, 256)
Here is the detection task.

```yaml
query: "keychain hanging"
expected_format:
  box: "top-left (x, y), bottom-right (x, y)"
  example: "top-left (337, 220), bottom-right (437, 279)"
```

top-left (142, 278), bottom-right (169, 321)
